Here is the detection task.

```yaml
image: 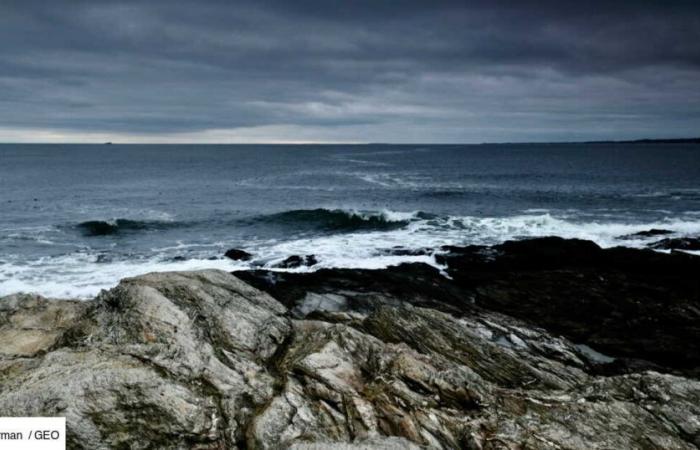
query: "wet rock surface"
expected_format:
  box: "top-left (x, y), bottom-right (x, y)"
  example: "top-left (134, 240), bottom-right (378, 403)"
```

top-left (1, 238), bottom-right (699, 448)
top-left (618, 228), bottom-right (673, 239)
top-left (381, 247), bottom-right (432, 256)
top-left (275, 254), bottom-right (319, 269)
top-left (238, 263), bottom-right (469, 317)
top-left (225, 248), bottom-right (254, 260)
top-left (241, 237), bottom-right (700, 378)
top-left (436, 237), bottom-right (700, 376)
top-left (649, 236), bottom-right (700, 251)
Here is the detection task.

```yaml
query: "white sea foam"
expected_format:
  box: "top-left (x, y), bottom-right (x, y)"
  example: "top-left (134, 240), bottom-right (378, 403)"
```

top-left (0, 254), bottom-right (249, 299)
top-left (372, 209), bottom-right (422, 222)
top-left (329, 156), bottom-right (392, 167)
top-left (3, 211), bottom-right (700, 300)
top-left (354, 173), bottom-right (395, 187)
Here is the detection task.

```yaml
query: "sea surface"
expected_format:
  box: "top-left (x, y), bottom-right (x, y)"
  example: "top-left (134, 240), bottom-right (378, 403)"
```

top-left (2, 143), bottom-right (700, 298)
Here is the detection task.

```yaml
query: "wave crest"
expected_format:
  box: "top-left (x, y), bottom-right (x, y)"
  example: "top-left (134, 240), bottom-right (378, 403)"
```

top-left (76, 219), bottom-right (179, 236)
top-left (252, 208), bottom-right (423, 233)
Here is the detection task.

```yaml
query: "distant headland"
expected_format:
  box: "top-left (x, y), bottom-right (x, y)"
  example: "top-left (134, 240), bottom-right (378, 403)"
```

top-left (584, 137), bottom-right (700, 144)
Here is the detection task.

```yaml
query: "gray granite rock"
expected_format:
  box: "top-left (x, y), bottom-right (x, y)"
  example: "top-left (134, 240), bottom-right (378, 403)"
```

top-left (1, 269), bottom-right (698, 449)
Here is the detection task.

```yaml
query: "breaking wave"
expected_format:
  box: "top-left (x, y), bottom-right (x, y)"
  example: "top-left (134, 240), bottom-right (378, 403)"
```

top-left (249, 208), bottom-right (430, 233)
top-left (75, 219), bottom-right (184, 236)
top-left (4, 210), bottom-right (700, 299)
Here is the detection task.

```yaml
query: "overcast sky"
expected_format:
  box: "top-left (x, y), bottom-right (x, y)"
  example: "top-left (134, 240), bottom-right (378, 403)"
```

top-left (1, 0), bottom-right (699, 143)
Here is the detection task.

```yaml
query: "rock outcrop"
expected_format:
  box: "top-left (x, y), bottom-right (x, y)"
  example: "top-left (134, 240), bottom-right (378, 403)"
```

top-left (618, 229), bottom-right (673, 239)
top-left (650, 236), bottom-right (700, 251)
top-left (241, 237), bottom-right (700, 378)
top-left (275, 255), bottom-right (318, 269)
top-left (225, 248), bottom-right (254, 261)
top-left (2, 238), bottom-right (700, 448)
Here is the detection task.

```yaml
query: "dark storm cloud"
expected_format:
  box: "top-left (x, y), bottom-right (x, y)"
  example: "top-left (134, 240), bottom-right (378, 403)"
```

top-left (1, 0), bottom-right (699, 142)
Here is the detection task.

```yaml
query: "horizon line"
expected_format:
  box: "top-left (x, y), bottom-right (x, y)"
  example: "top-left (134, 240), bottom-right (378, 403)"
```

top-left (0, 137), bottom-right (699, 146)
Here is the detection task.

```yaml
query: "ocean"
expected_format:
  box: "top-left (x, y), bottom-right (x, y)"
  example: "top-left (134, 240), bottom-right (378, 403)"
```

top-left (2, 143), bottom-right (700, 298)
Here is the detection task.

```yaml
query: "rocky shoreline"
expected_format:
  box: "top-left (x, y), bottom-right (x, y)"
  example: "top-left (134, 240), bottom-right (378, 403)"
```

top-left (1, 237), bottom-right (699, 448)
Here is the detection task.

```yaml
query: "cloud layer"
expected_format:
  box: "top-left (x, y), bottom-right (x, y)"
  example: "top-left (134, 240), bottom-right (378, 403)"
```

top-left (1, 0), bottom-right (699, 142)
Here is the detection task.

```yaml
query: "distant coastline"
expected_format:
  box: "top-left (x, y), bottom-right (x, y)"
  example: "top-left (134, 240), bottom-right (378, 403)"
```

top-left (473, 137), bottom-right (700, 146)
top-left (583, 137), bottom-right (700, 145)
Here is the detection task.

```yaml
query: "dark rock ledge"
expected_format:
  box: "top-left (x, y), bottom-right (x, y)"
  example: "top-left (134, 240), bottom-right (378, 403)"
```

top-left (0, 237), bottom-right (699, 449)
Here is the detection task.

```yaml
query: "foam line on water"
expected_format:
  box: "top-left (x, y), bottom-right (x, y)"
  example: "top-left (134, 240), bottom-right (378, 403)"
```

top-left (0, 255), bottom-right (249, 299)
top-left (3, 211), bottom-right (700, 299)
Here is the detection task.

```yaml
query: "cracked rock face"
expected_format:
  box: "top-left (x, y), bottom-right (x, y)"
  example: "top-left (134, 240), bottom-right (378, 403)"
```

top-left (1, 267), bottom-right (700, 449)
top-left (1, 271), bottom-right (291, 449)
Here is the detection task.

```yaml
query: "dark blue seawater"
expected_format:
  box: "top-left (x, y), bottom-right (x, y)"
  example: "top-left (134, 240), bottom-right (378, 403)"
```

top-left (2, 143), bottom-right (700, 297)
